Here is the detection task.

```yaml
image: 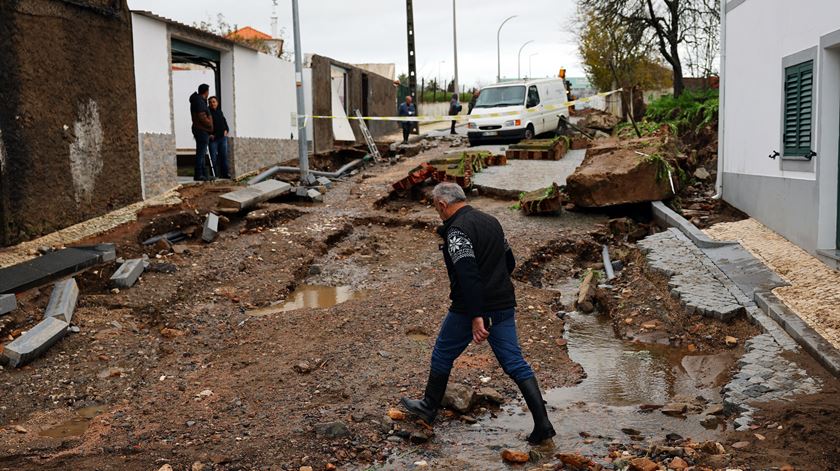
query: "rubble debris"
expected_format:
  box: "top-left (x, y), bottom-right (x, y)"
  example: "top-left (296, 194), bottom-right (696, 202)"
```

top-left (316, 176), bottom-right (333, 189)
top-left (694, 167), bottom-right (711, 180)
top-left (506, 137), bottom-right (568, 161)
top-left (202, 213), bottom-right (220, 243)
top-left (500, 449), bottom-right (529, 464)
top-left (142, 230), bottom-right (187, 246)
top-left (576, 270), bottom-right (596, 313)
top-left (2, 316), bottom-right (69, 368)
top-left (110, 259), bottom-right (145, 289)
top-left (386, 408), bottom-right (406, 421)
top-left (628, 457), bottom-right (659, 471)
top-left (477, 387), bottom-right (505, 404)
top-left (218, 180), bottom-right (292, 211)
top-left (0, 244), bottom-right (116, 295)
top-left (397, 142), bottom-right (422, 157)
top-left (392, 151), bottom-right (505, 192)
top-left (566, 145), bottom-right (676, 208)
top-left (579, 110), bottom-right (621, 133)
top-left (442, 383), bottom-right (475, 413)
top-left (314, 421), bottom-right (350, 438)
top-left (518, 183), bottom-right (562, 215)
top-left (306, 188), bottom-right (324, 203)
top-left (557, 453), bottom-right (596, 470)
top-left (0, 294), bottom-right (16, 316)
top-left (44, 278), bottom-right (78, 323)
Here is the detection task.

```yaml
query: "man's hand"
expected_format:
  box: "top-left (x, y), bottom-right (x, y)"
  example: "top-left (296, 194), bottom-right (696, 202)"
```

top-left (472, 317), bottom-right (489, 344)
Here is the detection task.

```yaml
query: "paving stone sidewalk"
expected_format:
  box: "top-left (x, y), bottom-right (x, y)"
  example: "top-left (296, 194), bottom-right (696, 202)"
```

top-left (639, 228), bottom-right (749, 321)
top-left (706, 218), bottom-right (840, 350)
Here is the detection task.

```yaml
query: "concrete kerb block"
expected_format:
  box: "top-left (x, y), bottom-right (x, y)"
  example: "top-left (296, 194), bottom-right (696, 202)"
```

top-left (44, 278), bottom-right (78, 323)
top-left (110, 259), bottom-right (145, 289)
top-left (202, 212), bottom-right (220, 243)
top-left (316, 176), bottom-right (333, 189)
top-left (651, 201), bottom-right (739, 248)
top-left (2, 317), bottom-right (69, 368)
top-left (0, 294), bottom-right (16, 316)
top-left (306, 189), bottom-right (324, 203)
top-left (755, 291), bottom-right (840, 378)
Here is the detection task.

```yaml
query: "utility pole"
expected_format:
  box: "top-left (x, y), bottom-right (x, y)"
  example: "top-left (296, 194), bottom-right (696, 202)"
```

top-left (291, 0), bottom-right (313, 184)
top-left (452, 0), bottom-right (459, 100)
top-left (406, 0), bottom-right (418, 133)
top-left (497, 15), bottom-right (517, 83)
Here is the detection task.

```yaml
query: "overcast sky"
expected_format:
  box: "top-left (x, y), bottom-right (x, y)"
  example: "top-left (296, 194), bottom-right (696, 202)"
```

top-left (128, 0), bottom-right (583, 87)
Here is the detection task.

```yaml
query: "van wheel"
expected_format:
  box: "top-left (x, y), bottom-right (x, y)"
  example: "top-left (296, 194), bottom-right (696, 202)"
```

top-left (524, 124), bottom-right (535, 140)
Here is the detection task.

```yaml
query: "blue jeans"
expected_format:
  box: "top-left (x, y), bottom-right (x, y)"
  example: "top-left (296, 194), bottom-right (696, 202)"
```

top-left (430, 309), bottom-right (534, 383)
top-left (209, 136), bottom-right (230, 178)
top-left (192, 129), bottom-right (209, 179)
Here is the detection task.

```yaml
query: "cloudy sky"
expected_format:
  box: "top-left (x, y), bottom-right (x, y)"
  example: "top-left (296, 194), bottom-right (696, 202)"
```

top-left (128, 0), bottom-right (583, 87)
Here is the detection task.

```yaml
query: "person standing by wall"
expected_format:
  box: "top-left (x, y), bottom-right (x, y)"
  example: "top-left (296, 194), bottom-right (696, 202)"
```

top-left (398, 95), bottom-right (416, 145)
top-left (189, 84), bottom-right (213, 181)
top-left (399, 183), bottom-right (556, 445)
top-left (208, 96), bottom-right (231, 179)
top-left (448, 93), bottom-right (462, 135)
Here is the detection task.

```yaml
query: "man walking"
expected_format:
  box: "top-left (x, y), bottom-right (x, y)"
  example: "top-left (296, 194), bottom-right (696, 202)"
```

top-left (400, 183), bottom-right (556, 445)
top-left (448, 93), bottom-right (461, 135)
top-left (398, 95), bottom-right (416, 145)
top-left (189, 84), bottom-right (213, 181)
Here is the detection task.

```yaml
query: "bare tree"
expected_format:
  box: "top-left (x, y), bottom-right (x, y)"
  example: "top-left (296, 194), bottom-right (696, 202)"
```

top-left (578, 0), bottom-right (720, 96)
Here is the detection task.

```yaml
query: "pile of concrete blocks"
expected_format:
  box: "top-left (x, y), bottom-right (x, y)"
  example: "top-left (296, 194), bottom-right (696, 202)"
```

top-left (218, 180), bottom-right (292, 212)
top-left (0, 294), bottom-right (16, 317)
top-left (2, 279), bottom-right (78, 368)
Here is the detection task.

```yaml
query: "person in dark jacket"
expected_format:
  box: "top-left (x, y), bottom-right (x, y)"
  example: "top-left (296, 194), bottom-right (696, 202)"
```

top-left (189, 84), bottom-right (213, 181)
top-left (398, 95), bottom-right (416, 144)
top-left (400, 183), bottom-right (556, 445)
top-left (468, 89), bottom-right (480, 114)
top-left (448, 93), bottom-right (461, 135)
top-left (208, 96), bottom-right (231, 179)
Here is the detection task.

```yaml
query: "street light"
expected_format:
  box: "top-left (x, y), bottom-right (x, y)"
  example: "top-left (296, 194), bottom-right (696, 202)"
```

top-left (497, 15), bottom-right (518, 82)
top-left (452, 0), bottom-right (459, 100)
top-left (517, 40), bottom-right (535, 80)
top-left (291, 0), bottom-right (311, 184)
top-left (529, 52), bottom-right (539, 79)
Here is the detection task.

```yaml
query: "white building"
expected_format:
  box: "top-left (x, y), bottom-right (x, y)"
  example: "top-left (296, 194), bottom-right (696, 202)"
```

top-left (720, 0), bottom-right (840, 268)
top-left (131, 11), bottom-right (298, 198)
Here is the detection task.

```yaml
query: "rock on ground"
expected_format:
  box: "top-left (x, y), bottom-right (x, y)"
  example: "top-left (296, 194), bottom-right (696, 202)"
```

top-left (566, 147), bottom-right (674, 208)
top-left (442, 383), bottom-right (475, 413)
top-left (580, 111), bottom-right (621, 133)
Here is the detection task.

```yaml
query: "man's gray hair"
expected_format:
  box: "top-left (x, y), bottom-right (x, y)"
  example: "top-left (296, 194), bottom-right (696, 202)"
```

top-left (432, 182), bottom-right (467, 204)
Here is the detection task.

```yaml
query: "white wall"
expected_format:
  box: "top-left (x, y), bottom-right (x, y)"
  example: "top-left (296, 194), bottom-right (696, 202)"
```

top-left (172, 68), bottom-right (216, 149)
top-left (723, 0), bottom-right (840, 179)
top-left (232, 45), bottom-right (297, 140)
top-left (132, 13), bottom-right (172, 134)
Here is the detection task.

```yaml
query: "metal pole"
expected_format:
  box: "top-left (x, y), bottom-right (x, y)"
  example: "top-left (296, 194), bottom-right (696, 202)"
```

top-left (517, 40), bottom-right (534, 80)
top-left (496, 15), bottom-right (517, 83)
top-left (291, 0), bottom-right (311, 184)
top-left (452, 0), bottom-right (459, 100)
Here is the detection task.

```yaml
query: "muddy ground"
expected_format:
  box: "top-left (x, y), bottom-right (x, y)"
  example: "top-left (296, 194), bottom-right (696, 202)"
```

top-left (0, 139), bottom-right (838, 471)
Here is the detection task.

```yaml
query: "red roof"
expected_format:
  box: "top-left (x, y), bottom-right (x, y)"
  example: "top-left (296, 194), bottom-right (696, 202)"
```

top-left (226, 26), bottom-right (272, 40)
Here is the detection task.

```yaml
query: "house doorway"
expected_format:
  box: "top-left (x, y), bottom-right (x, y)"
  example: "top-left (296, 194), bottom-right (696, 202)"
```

top-left (170, 39), bottom-right (223, 178)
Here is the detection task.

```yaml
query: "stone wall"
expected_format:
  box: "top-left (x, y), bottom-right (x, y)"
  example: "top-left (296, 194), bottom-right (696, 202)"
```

top-left (0, 0), bottom-right (142, 246)
top-left (139, 133), bottom-right (177, 198)
top-left (229, 137), bottom-right (296, 177)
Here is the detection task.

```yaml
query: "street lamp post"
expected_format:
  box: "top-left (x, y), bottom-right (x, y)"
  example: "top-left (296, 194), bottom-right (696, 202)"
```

top-left (496, 15), bottom-right (517, 83)
top-left (529, 52), bottom-right (539, 79)
top-left (452, 0), bottom-right (459, 100)
top-left (517, 40), bottom-right (535, 80)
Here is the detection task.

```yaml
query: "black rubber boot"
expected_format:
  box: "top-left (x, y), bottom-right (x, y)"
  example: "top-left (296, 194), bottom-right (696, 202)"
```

top-left (516, 376), bottom-right (556, 444)
top-left (400, 371), bottom-right (449, 424)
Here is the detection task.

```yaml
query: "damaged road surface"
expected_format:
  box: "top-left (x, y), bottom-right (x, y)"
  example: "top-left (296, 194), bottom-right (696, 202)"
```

top-left (0, 137), bottom-right (839, 471)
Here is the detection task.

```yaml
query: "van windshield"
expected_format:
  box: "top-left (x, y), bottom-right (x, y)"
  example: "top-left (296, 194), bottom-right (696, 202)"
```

top-left (474, 86), bottom-right (526, 109)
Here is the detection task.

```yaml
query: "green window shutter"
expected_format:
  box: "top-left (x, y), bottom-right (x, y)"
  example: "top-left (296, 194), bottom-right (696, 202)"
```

top-left (783, 60), bottom-right (814, 157)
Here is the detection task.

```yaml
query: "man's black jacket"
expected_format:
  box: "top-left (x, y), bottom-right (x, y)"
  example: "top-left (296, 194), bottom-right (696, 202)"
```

top-left (437, 205), bottom-right (516, 318)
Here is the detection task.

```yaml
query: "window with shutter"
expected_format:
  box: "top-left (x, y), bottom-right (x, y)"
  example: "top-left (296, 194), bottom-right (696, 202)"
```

top-left (783, 60), bottom-right (814, 157)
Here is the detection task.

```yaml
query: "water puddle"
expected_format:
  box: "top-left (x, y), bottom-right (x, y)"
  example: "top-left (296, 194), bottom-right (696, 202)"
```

top-left (247, 285), bottom-right (365, 316)
top-left (38, 405), bottom-right (108, 439)
top-left (380, 278), bottom-right (733, 469)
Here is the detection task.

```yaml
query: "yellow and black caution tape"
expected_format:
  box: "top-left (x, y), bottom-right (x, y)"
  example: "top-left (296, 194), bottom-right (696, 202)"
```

top-left (296, 89), bottom-right (622, 123)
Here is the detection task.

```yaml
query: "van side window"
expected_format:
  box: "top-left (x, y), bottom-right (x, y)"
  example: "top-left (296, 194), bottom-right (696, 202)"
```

top-left (527, 85), bottom-right (540, 108)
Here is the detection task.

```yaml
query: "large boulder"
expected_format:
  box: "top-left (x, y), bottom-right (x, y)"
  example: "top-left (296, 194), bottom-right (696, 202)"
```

top-left (566, 147), bottom-right (675, 208)
top-left (580, 111), bottom-right (621, 133)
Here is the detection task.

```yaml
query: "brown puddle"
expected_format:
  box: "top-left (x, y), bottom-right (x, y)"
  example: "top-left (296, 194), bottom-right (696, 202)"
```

top-left (39, 405), bottom-right (108, 439)
top-left (247, 285), bottom-right (365, 316)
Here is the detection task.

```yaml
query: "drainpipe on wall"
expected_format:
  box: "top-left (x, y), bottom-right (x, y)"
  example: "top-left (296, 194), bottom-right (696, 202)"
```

top-left (714, 0), bottom-right (726, 199)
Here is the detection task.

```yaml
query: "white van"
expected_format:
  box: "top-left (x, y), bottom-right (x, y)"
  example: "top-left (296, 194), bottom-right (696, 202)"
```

top-left (467, 78), bottom-right (570, 146)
